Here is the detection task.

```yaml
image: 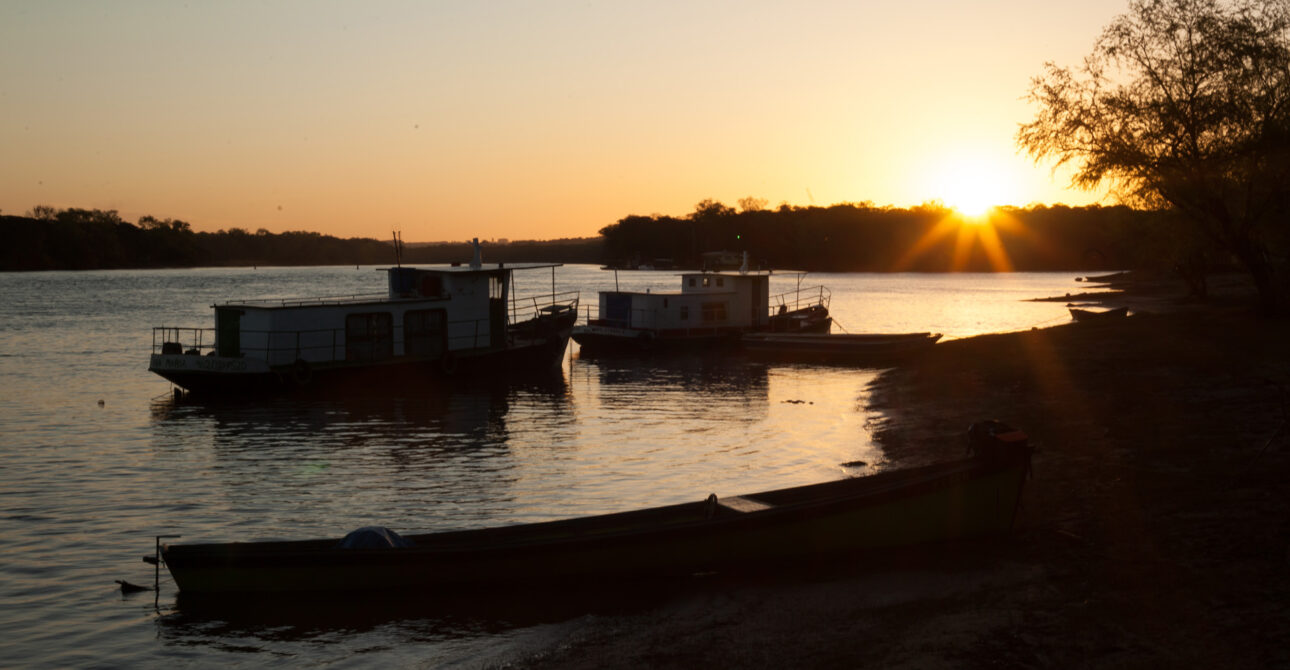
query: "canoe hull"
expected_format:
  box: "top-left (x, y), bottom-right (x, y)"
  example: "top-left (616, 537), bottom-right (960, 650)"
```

top-left (162, 433), bottom-right (1030, 595)
top-left (1068, 306), bottom-right (1129, 322)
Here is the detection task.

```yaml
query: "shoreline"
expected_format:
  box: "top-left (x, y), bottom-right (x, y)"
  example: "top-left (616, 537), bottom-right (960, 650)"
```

top-left (514, 273), bottom-right (1289, 668)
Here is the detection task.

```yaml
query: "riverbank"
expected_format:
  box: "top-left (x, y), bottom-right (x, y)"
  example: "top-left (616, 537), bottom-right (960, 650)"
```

top-left (513, 274), bottom-right (1289, 668)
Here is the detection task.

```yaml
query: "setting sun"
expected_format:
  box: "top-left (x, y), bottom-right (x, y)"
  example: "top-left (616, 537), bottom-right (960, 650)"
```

top-left (930, 156), bottom-right (1013, 218)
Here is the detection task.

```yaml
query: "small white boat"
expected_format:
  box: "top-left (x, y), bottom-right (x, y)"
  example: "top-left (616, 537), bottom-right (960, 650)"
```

top-left (573, 255), bottom-right (831, 355)
top-left (1068, 306), bottom-right (1129, 322)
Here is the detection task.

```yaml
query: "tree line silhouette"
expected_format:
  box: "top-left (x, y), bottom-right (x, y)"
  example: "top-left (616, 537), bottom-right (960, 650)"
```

top-left (0, 202), bottom-right (1217, 277)
top-left (599, 201), bottom-right (1188, 274)
top-left (0, 207), bottom-right (601, 271)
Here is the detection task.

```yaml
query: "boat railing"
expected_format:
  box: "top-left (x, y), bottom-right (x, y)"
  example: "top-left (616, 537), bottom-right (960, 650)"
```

top-left (152, 327), bottom-right (216, 355)
top-left (219, 292), bottom-right (390, 308)
top-left (769, 285), bottom-right (830, 315)
top-left (511, 290), bottom-right (579, 323)
top-left (153, 315), bottom-right (510, 367)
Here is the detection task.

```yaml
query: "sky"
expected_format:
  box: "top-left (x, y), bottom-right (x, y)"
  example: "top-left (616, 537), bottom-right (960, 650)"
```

top-left (1, 1), bottom-right (1126, 242)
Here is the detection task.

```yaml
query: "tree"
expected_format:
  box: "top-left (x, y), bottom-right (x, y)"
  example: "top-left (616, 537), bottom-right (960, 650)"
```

top-left (27, 205), bottom-right (57, 220)
top-left (738, 196), bottom-right (769, 212)
top-left (1019, 0), bottom-right (1290, 314)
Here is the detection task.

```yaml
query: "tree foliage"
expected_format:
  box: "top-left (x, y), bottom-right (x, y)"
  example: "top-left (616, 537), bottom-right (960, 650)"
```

top-left (1019, 0), bottom-right (1290, 312)
top-left (597, 200), bottom-right (1158, 272)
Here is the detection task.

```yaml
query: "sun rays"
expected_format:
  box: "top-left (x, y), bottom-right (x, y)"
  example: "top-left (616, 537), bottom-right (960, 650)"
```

top-left (892, 208), bottom-right (1033, 272)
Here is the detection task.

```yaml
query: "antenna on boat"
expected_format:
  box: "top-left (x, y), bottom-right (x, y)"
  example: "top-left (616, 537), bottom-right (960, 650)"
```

top-left (739, 251), bottom-right (749, 275)
top-left (393, 230), bottom-right (403, 267)
top-left (470, 237), bottom-right (482, 270)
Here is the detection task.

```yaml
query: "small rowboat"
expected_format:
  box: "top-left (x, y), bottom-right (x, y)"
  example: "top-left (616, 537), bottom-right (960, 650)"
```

top-left (741, 332), bottom-right (942, 364)
top-left (157, 422), bottom-right (1031, 596)
top-left (1068, 306), bottom-right (1129, 322)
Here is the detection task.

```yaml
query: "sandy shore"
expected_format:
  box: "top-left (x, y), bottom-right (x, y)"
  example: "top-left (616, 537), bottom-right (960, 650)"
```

top-left (508, 275), bottom-right (1289, 668)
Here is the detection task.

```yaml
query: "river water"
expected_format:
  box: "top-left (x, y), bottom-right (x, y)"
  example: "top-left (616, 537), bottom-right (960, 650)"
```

top-left (0, 265), bottom-right (1095, 667)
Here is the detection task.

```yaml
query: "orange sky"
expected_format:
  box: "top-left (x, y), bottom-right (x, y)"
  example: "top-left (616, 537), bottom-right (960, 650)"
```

top-left (1, 1), bottom-right (1122, 242)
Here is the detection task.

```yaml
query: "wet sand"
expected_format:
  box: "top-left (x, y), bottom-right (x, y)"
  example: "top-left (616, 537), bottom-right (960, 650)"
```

top-left (508, 274), bottom-right (1289, 668)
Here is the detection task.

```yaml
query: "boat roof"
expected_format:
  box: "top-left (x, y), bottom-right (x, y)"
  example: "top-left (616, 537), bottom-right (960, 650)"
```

top-left (675, 269), bottom-right (808, 277)
top-left (383, 262), bottom-right (563, 273)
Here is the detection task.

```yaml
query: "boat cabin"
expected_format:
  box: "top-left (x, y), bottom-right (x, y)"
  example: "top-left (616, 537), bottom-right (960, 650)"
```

top-left (594, 271), bottom-right (773, 332)
top-left (209, 264), bottom-right (544, 368)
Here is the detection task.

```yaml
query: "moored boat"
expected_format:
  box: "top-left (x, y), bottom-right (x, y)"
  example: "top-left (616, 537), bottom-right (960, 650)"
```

top-left (1068, 306), bottom-right (1129, 322)
top-left (158, 422), bottom-right (1032, 595)
top-left (742, 331), bottom-right (942, 364)
top-left (148, 247), bottom-right (578, 395)
top-left (572, 260), bottom-right (831, 355)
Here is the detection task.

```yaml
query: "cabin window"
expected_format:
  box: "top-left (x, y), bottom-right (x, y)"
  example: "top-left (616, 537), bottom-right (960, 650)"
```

top-left (404, 309), bottom-right (445, 358)
top-left (490, 275), bottom-right (504, 299)
top-left (701, 302), bottom-right (726, 322)
top-left (663, 298), bottom-right (669, 308)
top-left (716, 277), bottom-right (724, 287)
top-left (680, 305), bottom-right (689, 320)
top-left (346, 312), bottom-right (394, 361)
top-left (702, 277), bottom-right (712, 287)
top-left (419, 275), bottom-right (443, 297)
top-left (688, 277), bottom-right (696, 287)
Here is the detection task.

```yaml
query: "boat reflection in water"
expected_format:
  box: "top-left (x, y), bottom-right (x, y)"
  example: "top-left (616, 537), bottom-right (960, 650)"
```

top-left (147, 374), bottom-right (577, 535)
top-left (154, 577), bottom-right (685, 657)
top-left (578, 351), bottom-right (771, 414)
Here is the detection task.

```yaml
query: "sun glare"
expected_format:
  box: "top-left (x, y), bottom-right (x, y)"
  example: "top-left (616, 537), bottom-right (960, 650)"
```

top-left (930, 157), bottom-right (1010, 219)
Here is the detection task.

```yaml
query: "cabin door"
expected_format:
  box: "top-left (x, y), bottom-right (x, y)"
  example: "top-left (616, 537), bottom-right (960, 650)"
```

top-left (215, 307), bottom-right (243, 357)
top-left (489, 274), bottom-right (506, 349)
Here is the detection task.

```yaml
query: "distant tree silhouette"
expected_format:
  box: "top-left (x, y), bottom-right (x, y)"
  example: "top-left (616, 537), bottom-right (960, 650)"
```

top-left (1019, 0), bottom-right (1290, 313)
top-left (596, 200), bottom-right (1157, 272)
top-left (738, 196), bottom-right (769, 212)
top-left (0, 206), bottom-right (600, 271)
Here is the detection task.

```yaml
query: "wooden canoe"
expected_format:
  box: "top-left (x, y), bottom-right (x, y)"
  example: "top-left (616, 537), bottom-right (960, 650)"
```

top-left (160, 423), bottom-right (1031, 595)
top-left (1068, 306), bottom-right (1129, 322)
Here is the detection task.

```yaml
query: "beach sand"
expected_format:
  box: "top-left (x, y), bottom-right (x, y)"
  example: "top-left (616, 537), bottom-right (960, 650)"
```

top-left (507, 274), bottom-right (1290, 668)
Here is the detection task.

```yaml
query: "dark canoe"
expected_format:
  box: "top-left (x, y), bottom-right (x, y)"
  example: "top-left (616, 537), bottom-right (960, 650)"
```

top-left (742, 332), bottom-right (942, 364)
top-left (1068, 306), bottom-right (1129, 322)
top-left (161, 424), bottom-right (1031, 595)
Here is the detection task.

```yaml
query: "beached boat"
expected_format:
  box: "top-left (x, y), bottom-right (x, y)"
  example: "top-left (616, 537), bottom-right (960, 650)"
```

top-left (572, 260), bottom-right (831, 355)
top-left (148, 248), bottom-right (578, 395)
top-left (742, 332), bottom-right (942, 364)
top-left (1068, 306), bottom-right (1129, 322)
top-left (158, 422), bottom-right (1031, 595)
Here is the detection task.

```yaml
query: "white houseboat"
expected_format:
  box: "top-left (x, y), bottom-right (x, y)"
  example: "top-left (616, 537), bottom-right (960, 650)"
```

top-left (149, 258), bottom-right (578, 395)
top-left (571, 265), bottom-right (830, 355)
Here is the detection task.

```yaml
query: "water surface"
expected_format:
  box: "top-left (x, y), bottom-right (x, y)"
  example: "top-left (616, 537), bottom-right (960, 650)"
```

top-left (0, 265), bottom-right (1092, 667)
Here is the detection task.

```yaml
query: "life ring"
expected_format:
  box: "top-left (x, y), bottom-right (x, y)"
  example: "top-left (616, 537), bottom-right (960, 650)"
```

top-left (291, 359), bottom-right (312, 386)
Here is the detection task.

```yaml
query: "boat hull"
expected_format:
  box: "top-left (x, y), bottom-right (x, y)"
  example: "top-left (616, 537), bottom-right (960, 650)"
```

top-left (1069, 306), bottom-right (1129, 322)
top-left (151, 319), bottom-right (573, 396)
top-left (162, 430), bottom-right (1031, 595)
top-left (573, 309), bottom-right (832, 356)
top-left (572, 323), bottom-right (743, 355)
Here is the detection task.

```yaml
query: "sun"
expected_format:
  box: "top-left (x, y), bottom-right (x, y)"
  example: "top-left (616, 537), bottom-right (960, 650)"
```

top-left (929, 157), bottom-right (1011, 218)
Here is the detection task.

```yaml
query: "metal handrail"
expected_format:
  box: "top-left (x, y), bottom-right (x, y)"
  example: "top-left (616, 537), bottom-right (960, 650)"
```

top-left (768, 285), bottom-right (830, 315)
top-left (218, 292), bottom-right (391, 308)
top-left (153, 316), bottom-right (500, 364)
top-left (512, 290), bottom-right (580, 321)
